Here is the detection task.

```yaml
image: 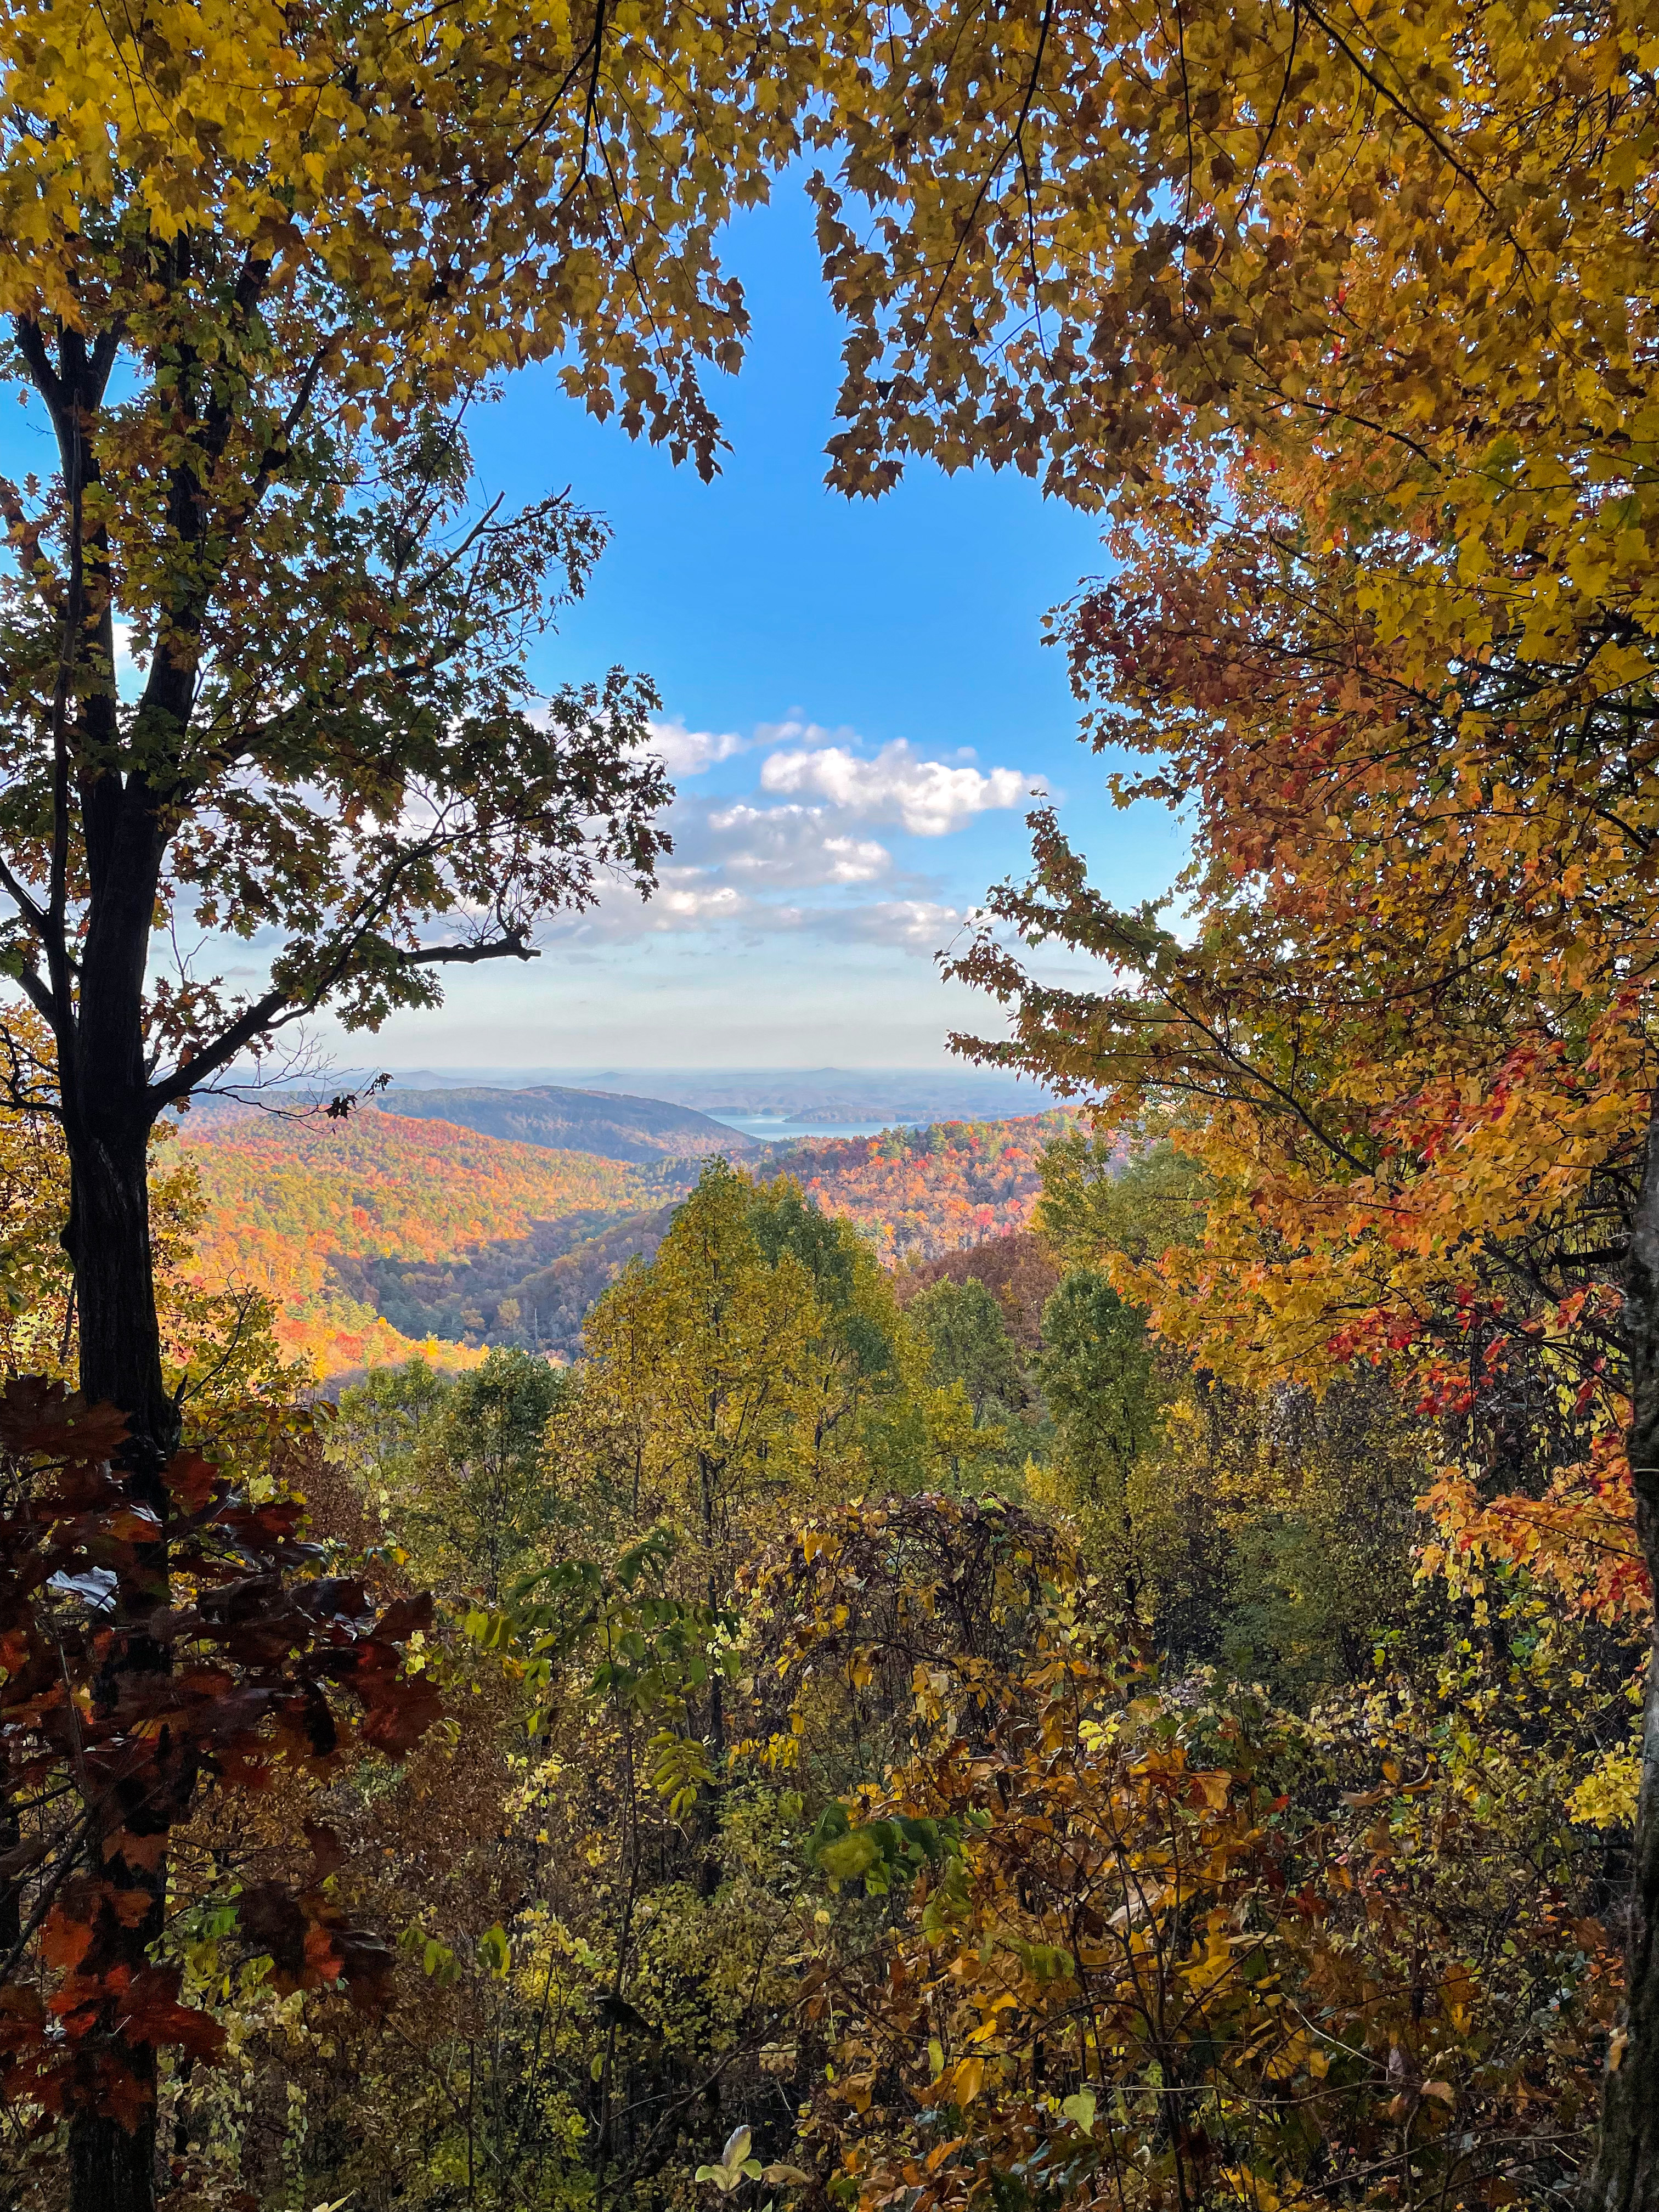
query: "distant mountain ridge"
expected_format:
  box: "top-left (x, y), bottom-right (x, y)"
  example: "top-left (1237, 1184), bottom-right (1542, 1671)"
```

top-left (380, 1066), bottom-right (1062, 1125)
top-left (373, 1082), bottom-right (758, 1164)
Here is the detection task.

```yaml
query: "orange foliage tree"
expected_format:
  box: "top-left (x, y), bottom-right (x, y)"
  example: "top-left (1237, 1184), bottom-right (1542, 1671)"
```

top-left (776, 1119), bottom-right (1063, 1264)
top-left (878, 3), bottom-right (1659, 2187)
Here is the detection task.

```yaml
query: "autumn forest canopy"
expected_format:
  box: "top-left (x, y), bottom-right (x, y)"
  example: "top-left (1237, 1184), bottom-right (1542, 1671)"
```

top-left (3, 3), bottom-right (1659, 2210)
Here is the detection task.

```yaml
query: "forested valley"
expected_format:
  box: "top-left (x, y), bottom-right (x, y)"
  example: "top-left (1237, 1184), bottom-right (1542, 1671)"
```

top-left (0, 1096), bottom-right (1641, 2211)
top-left (3, 1), bottom-right (1659, 2209)
top-left (173, 1111), bottom-right (1061, 1375)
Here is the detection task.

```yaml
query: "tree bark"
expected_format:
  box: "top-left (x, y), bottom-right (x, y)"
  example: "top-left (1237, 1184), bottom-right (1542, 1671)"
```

top-left (1588, 1103), bottom-right (1659, 2210)
top-left (60, 1081), bottom-right (178, 2212)
top-left (70, 2107), bottom-right (159, 2212)
top-left (10, 311), bottom-right (179, 2212)
top-left (64, 1113), bottom-right (174, 1460)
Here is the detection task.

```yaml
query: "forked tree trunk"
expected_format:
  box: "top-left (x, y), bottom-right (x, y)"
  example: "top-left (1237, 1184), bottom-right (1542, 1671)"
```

top-left (1588, 1105), bottom-right (1659, 2210)
top-left (60, 1104), bottom-right (178, 2212)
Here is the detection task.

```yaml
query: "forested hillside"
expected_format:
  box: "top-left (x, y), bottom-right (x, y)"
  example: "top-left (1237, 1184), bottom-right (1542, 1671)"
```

top-left (770, 1115), bottom-right (1062, 1260)
top-left (172, 1110), bottom-right (1059, 1374)
top-left (372, 1081), bottom-right (759, 1162)
top-left (177, 1108), bottom-right (659, 1374)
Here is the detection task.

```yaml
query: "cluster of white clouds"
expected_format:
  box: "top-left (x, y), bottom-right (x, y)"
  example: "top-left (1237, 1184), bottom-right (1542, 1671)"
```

top-left (638, 718), bottom-right (750, 777)
top-left (566, 716), bottom-right (1038, 956)
top-left (591, 874), bottom-right (975, 953)
top-left (702, 803), bottom-right (891, 888)
top-left (759, 738), bottom-right (1032, 838)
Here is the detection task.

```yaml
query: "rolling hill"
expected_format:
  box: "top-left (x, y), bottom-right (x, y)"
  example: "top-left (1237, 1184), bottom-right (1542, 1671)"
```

top-left (765, 1116), bottom-right (1063, 1262)
top-left (372, 1082), bottom-right (758, 1162)
top-left (176, 1104), bottom-right (1066, 1379)
top-left (178, 1107), bottom-right (667, 1375)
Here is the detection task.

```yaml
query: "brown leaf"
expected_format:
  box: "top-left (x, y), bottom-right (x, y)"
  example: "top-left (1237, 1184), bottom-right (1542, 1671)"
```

top-left (40, 1908), bottom-right (94, 1973)
top-left (358, 1672), bottom-right (443, 1757)
top-left (304, 1819), bottom-right (347, 1878)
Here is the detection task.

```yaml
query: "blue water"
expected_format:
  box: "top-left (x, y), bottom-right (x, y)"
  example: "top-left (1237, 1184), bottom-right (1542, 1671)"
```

top-left (710, 1116), bottom-right (919, 1143)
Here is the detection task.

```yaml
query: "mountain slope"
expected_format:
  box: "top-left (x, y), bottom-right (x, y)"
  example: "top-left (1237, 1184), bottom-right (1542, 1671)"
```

top-left (374, 1083), bottom-right (758, 1163)
top-left (178, 1108), bottom-right (657, 1374)
top-left (764, 1116), bottom-right (1064, 1262)
top-left (175, 1107), bottom-right (1067, 1378)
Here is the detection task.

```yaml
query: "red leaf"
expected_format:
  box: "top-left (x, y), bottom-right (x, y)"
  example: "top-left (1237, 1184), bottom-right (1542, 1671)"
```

top-left (358, 1672), bottom-right (442, 1756)
top-left (116, 1968), bottom-right (225, 2061)
top-left (92, 2053), bottom-right (155, 2132)
top-left (303, 1925), bottom-right (345, 1980)
top-left (375, 1592), bottom-right (435, 1645)
top-left (40, 1908), bottom-right (94, 1973)
top-left (164, 1451), bottom-right (219, 1513)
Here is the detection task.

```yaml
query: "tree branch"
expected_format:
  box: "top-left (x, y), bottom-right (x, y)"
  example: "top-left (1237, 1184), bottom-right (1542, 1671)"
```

top-left (144, 929), bottom-right (539, 1116)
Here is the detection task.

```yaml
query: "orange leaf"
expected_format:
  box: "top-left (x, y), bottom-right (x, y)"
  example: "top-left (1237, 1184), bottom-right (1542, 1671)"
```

top-left (40, 1909), bottom-right (94, 1973)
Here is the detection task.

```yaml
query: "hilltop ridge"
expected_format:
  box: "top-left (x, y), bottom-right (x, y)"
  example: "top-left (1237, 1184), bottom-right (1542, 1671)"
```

top-left (372, 1081), bottom-right (757, 1164)
top-left (173, 1104), bottom-right (1062, 1374)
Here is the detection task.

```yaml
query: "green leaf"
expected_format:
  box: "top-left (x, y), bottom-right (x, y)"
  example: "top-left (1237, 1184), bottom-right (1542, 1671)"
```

top-left (1060, 2089), bottom-right (1097, 2136)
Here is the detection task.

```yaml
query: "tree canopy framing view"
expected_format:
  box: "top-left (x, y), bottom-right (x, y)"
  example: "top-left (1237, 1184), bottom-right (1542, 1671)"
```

top-left (1, 3), bottom-right (1657, 2211)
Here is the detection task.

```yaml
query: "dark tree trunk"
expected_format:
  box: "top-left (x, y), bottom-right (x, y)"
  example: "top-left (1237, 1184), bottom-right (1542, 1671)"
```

top-left (60, 939), bottom-right (177, 2212)
top-left (65, 1114), bottom-right (175, 1460)
top-left (1588, 1106), bottom-right (1659, 2210)
top-left (70, 2109), bottom-right (159, 2212)
top-left (30, 293), bottom-right (195, 2211)
top-left (63, 1113), bottom-right (177, 2212)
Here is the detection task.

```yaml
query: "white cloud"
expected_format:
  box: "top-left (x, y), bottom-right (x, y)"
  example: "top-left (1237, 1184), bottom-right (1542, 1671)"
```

top-left (842, 899), bottom-right (972, 952)
top-left (641, 718), bottom-right (748, 777)
top-left (702, 802), bottom-right (891, 888)
top-left (543, 873), bottom-right (978, 960)
top-left (544, 713), bottom-right (1031, 958)
top-left (540, 866), bottom-right (753, 940)
top-left (759, 738), bottom-right (1039, 836)
top-left (653, 877), bottom-right (751, 925)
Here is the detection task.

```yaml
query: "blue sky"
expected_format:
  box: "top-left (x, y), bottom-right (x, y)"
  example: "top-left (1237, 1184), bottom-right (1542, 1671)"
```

top-left (403, 182), bottom-right (1187, 1069)
top-left (10, 182), bottom-right (1189, 1072)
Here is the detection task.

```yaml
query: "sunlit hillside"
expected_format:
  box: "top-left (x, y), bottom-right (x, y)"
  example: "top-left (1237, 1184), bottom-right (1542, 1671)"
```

top-left (177, 1108), bottom-right (652, 1376)
top-left (174, 1108), bottom-right (1069, 1377)
top-left (768, 1115), bottom-right (1066, 1261)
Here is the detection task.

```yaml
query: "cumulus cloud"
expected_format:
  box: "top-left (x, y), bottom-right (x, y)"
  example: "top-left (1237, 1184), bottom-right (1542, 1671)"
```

top-left (840, 899), bottom-right (972, 952)
top-left (544, 712), bottom-right (1033, 957)
top-left (702, 802), bottom-right (891, 888)
top-left (641, 718), bottom-right (748, 777)
top-left (541, 867), bottom-right (753, 940)
top-left (652, 877), bottom-right (751, 926)
top-left (759, 737), bottom-right (1039, 837)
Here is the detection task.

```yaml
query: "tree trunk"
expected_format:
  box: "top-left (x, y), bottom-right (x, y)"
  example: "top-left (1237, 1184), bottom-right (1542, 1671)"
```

top-left (70, 2112), bottom-right (159, 2212)
top-left (61, 1107), bottom-right (178, 2212)
top-left (1588, 1104), bottom-right (1659, 2210)
top-left (66, 1113), bottom-right (174, 1460)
